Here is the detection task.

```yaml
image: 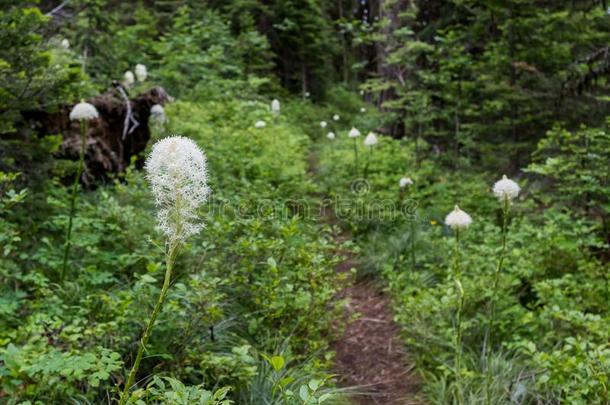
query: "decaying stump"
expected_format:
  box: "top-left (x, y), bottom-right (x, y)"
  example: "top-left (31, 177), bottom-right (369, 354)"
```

top-left (38, 85), bottom-right (170, 185)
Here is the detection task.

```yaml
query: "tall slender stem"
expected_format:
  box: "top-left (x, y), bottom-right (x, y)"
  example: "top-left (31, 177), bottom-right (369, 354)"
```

top-left (61, 120), bottom-right (88, 282)
top-left (119, 243), bottom-right (179, 405)
top-left (364, 146), bottom-right (373, 178)
top-left (410, 217), bottom-right (416, 269)
top-left (353, 138), bottom-right (359, 177)
top-left (485, 197), bottom-right (510, 405)
top-left (453, 229), bottom-right (464, 405)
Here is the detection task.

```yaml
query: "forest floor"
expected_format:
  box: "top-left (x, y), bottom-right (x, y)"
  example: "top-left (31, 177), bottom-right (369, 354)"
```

top-left (309, 151), bottom-right (423, 405)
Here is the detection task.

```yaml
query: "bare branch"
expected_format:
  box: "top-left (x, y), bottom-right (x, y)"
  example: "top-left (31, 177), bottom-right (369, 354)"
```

top-left (46, 0), bottom-right (71, 17)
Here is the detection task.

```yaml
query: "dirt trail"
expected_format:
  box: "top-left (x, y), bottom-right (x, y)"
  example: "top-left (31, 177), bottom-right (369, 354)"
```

top-left (326, 215), bottom-right (422, 404)
top-left (309, 153), bottom-right (422, 405)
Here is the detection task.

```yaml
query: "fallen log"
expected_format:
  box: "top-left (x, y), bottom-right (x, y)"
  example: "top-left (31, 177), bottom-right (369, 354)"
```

top-left (32, 85), bottom-right (170, 185)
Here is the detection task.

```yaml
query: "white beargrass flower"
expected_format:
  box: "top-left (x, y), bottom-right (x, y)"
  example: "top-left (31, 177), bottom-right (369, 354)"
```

top-left (326, 132), bottom-right (335, 140)
top-left (255, 120), bottom-right (266, 128)
top-left (348, 127), bottom-right (361, 138)
top-left (333, 114), bottom-right (340, 121)
top-left (360, 90), bottom-right (365, 95)
top-left (271, 99), bottom-right (280, 115)
top-left (492, 175), bottom-right (520, 202)
top-left (124, 71), bottom-right (135, 86)
top-left (304, 91), bottom-right (310, 98)
top-left (445, 205), bottom-right (472, 230)
top-left (69, 100), bottom-right (99, 121)
top-left (61, 39), bottom-right (70, 49)
top-left (320, 121), bottom-right (327, 128)
top-left (364, 132), bottom-right (377, 146)
top-left (399, 177), bottom-right (413, 188)
top-left (151, 104), bottom-right (165, 116)
top-left (150, 104), bottom-right (167, 124)
top-left (135, 64), bottom-right (147, 82)
top-left (360, 107), bottom-right (366, 113)
top-left (145, 136), bottom-right (209, 244)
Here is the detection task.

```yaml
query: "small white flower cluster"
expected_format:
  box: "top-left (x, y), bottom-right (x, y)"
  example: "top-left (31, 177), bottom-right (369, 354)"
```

top-left (61, 39), bottom-right (70, 50)
top-left (348, 127), bottom-right (361, 138)
top-left (124, 71), bottom-right (135, 86)
top-left (123, 64), bottom-right (147, 86)
top-left (150, 104), bottom-right (167, 124)
top-left (399, 177), bottom-right (413, 188)
top-left (443, 175), bottom-right (520, 230)
top-left (145, 136), bottom-right (210, 243)
top-left (135, 64), bottom-right (147, 82)
top-left (271, 99), bottom-right (280, 115)
top-left (151, 104), bottom-right (165, 116)
top-left (320, 121), bottom-right (327, 128)
top-left (360, 107), bottom-right (366, 113)
top-left (492, 174), bottom-right (520, 202)
top-left (333, 114), bottom-right (340, 121)
top-left (364, 132), bottom-right (377, 146)
top-left (326, 132), bottom-right (335, 140)
top-left (445, 205), bottom-right (472, 230)
top-left (255, 120), bottom-right (266, 128)
top-left (70, 100), bottom-right (99, 121)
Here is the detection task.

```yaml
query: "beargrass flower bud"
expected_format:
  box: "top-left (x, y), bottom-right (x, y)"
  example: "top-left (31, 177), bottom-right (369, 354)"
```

top-left (333, 114), bottom-right (340, 121)
top-left (360, 107), bottom-right (366, 113)
top-left (348, 127), bottom-right (361, 138)
top-left (271, 99), bottom-right (280, 115)
top-left (124, 71), bottom-right (135, 86)
top-left (492, 175), bottom-right (520, 202)
top-left (145, 136), bottom-right (209, 244)
top-left (445, 205), bottom-right (472, 230)
top-left (364, 132), bottom-right (377, 146)
top-left (135, 64), bottom-right (147, 82)
top-left (320, 121), bottom-right (327, 128)
top-left (399, 177), bottom-right (413, 188)
top-left (61, 39), bottom-right (70, 49)
top-left (70, 100), bottom-right (99, 121)
top-left (255, 120), bottom-right (266, 128)
top-left (327, 132), bottom-right (335, 140)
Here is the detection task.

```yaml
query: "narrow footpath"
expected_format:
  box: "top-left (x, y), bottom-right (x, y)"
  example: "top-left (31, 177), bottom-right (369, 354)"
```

top-left (309, 152), bottom-right (423, 405)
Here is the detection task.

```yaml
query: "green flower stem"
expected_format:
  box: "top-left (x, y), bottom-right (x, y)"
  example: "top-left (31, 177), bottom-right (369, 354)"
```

top-left (364, 146), bottom-right (372, 178)
top-left (453, 229), bottom-right (464, 405)
top-left (60, 120), bottom-right (88, 282)
top-left (352, 138), bottom-right (359, 177)
top-left (485, 197), bottom-right (510, 405)
top-left (119, 242), bottom-right (179, 405)
top-left (410, 217), bottom-right (416, 269)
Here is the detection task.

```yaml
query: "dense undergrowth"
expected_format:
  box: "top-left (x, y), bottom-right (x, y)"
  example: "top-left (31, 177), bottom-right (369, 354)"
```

top-left (0, 99), bottom-right (349, 403)
top-left (314, 112), bottom-right (610, 404)
top-left (2, 1), bottom-right (610, 404)
top-left (3, 77), bottom-right (610, 405)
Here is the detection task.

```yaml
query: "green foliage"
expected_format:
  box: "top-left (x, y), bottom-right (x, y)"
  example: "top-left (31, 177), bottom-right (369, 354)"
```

top-left (315, 107), bottom-right (610, 403)
top-left (2, 1), bottom-right (610, 404)
top-left (367, 1), bottom-right (610, 169)
top-left (110, 5), bottom-right (160, 76)
top-left (0, 5), bottom-right (86, 132)
top-left (135, 377), bottom-right (232, 404)
top-left (527, 120), bottom-right (610, 227)
top-left (0, 99), bottom-right (342, 403)
top-left (238, 349), bottom-right (336, 404)
top-left (155, 8), bottom-right (260, 100)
